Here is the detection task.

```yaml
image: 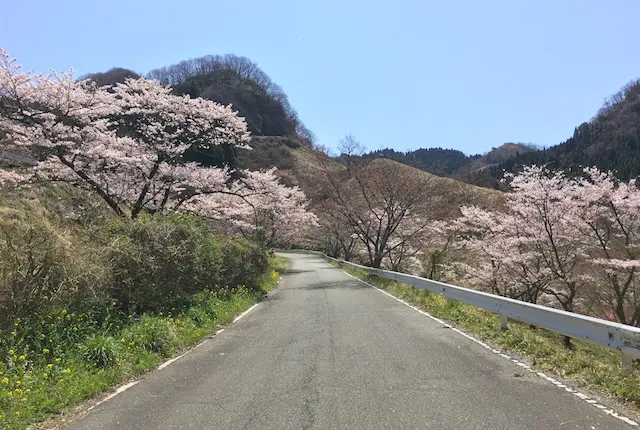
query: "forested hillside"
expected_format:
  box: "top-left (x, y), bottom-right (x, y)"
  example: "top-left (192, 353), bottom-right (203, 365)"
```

top-left (467, 80), bottom-right (640, 187)
top-left (361, 147), bottom-right (471, 176)
top-left (146, 55), bottom-right (315, 146)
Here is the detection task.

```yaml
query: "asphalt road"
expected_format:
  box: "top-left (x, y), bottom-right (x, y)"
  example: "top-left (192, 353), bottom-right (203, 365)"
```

top-left (68, 253), bottom-right (633, 429)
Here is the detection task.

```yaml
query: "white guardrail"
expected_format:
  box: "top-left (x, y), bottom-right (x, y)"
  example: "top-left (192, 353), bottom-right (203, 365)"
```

top-left (283, 250), bottom-right (640, 369)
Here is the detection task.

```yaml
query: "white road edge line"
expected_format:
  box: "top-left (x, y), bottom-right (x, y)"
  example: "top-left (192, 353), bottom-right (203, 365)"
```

top-left (82, 303), bottom-right (260, 414)
top-left (233, 303), bottom-right (260, 323)
top-left (87, 380), bottom-right (140, 411)
top-left (339, 268), bottom-right (639, 427)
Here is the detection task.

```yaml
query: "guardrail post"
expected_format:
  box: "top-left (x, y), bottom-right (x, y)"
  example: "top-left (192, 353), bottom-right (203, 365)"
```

top-left (621, 352), bottom-right (634, 374)
top-left (500, 314), bottom-right (509, 331)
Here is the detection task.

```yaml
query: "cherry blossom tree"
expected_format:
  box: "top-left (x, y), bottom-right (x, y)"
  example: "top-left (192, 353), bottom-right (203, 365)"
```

top-left (382, 214), bottom-right (440, 274)
top-left (191, 168), bottom-right (318, 247)
top-left (0, 169), bottom-right (23, 187)
top-left (451, 205), bottom-right (550, 304)
top-left (417, 220), bottom-right (456, 281)
top-left (507, 166), bottom-right (591, 315)
top-left (452, 164), bottom-right (640, 330)
top-left (0, 50), bottom-right (319, 247)
top-left (573, 168), bottom-right (640, 325)
top-left (0, 49), bottom-right (250, 218)
top-left (452, 167), bottom-right (591, 312)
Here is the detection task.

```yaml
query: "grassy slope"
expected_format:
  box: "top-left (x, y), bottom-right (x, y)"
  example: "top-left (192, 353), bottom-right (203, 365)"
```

top-left (338, 264), bottom-right (640, 414)
top-left (0, 256), bottom-right (287, 430)
top-left (279, 144), bottom-right (504, 213)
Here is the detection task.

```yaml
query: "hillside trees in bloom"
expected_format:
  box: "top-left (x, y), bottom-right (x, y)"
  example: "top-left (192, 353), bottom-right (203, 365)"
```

top-left (573, 168), bottom-right (640, 325)
top-left (453, 165), bottom-right (640, 327)
top-left (0, 49), bottom-right (316, 245)
top-left (192, 168), bottom-right (318, 247)
top-left (0, 169), bottom-right (22, 186)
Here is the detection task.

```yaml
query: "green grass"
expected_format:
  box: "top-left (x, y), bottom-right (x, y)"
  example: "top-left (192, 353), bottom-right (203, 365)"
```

top-left (0, 256), bottom-right (287, 430)
top-left (339, 264), bottom-right (640, 412)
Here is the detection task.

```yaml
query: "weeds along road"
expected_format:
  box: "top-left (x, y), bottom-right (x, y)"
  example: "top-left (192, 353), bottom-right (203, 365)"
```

top-left (68, 253), bottom-right (632, 429)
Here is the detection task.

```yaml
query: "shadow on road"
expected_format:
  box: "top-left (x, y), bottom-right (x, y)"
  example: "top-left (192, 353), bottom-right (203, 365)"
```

top-left (281, 269), bottom-right (314, 275)
top-left (286, 280), bottom-right (369, 291)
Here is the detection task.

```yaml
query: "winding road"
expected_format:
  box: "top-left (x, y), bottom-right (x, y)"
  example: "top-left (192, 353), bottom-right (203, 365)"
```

top-left (67, 253), bottom-right (634, 429)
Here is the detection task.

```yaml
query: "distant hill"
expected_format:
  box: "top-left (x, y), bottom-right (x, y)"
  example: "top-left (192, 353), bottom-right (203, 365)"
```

top-left (361, 147), bottom-right (470, 176)
top-left (80, 68), bottom-right (141, 86)
top-left (360, 143), bottom-right (535, 181)
top-left (454, 143), bottom-right (536, 175)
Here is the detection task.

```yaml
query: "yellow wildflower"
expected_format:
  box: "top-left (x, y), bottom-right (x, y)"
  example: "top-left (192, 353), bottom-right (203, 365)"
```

top-left (47, 364), bottom-right (53, 369)
top-left (1, 377), bottom-right (8, 384)
top-left (8, 349), bottom-right (14, 355)
top-left (19, 355), bottom-right (25, 361)
top-left (21, 397), bottom-right (27, 402)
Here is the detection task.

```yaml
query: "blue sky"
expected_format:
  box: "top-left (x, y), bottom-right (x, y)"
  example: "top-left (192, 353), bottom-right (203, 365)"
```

top-left (2, 0), bottom-right (639, 155)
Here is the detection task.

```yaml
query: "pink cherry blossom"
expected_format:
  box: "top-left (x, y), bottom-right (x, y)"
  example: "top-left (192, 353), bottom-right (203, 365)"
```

top-left (0, 49), bottom-right (317, 247)
top-left (0, 50), bottom-right (241, 217)
top-left (452, 165), bottom-right (640, 326)
top-left (190, 168), bottom-right (318, 247)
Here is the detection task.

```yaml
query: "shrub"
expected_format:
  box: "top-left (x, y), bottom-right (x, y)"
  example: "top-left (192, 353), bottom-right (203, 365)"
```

top-left (103, 214), bottom-right (269, 314)
top-left (103, 214), bottom-right (211, 313)
top-left (0, 208), bottom-right (106, 329)
top-left (81, 334), bottom-right (119, 368)
top-left (185, 307), bottom-right (211, 327)
top-left (122, 315), bottom-right (179, 357)
top-left (218, 239), bottom-right (269, 291)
